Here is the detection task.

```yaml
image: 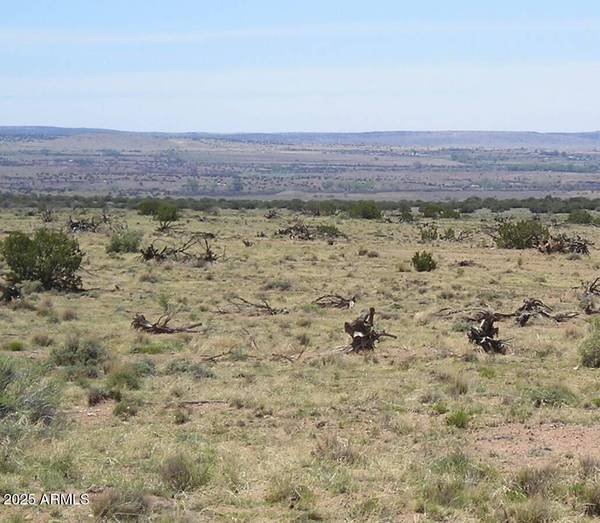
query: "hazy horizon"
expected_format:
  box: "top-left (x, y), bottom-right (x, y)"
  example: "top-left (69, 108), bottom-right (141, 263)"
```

top-left (2, 1), bottom-right (600, 133)
top-left (3, 125), bottom-right (600, 135)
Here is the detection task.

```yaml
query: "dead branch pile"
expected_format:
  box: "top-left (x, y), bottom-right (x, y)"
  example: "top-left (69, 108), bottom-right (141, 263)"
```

top-left (67, 216), bottom-right (100, 232)
top-left (467, 312), bottom-right (507, 354)
top-left (226, 296), bottom-right (289, 315)
top-left (131, 314), bottom-right (202, 334)
top-left (140, 243), bottom-right (171, 262)
top-left (538, 234), bottom-right (592, 255)
top-left (140, 237), bottom-right (220, 264)
top-left (511, 298), bottom-right (577, 325)
top-left (278, 221), bottom-right (314, 240)
top-left (314, 294), bottom-right (356, 309)
top-left (109, 219), bottom-right (128, 234)
top-left (39, 208), bottom-right (55, 223)
top-left (344, 307), bottom-right (397, 352)
top-left (437, 298), bottom-right (578, 326)
top-left (514, 298), bottom-right (553, 326)
top-left (202, 239), bottom-right (219, 262)
top-left (0, 283), bottom-right (20, 303)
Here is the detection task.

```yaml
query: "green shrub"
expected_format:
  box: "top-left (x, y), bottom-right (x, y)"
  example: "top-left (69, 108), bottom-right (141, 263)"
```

top-left (528, 385), bottom-right (576, 407)
top-left (494, 220), bottom-right (549, 249)
top-left (349, 201), bottom-right (381, 220)
top-left (106, 230), bottom-right (143, 253)
top-left (132, 359), bottom-right (156, 377)
top-left (315, 224), bottom-right (345, 238)
top-left (137, 199), bottom-right (161, 216)
top-left (4, 340), bottom-right (24, 352)
top-left (420, 203), bottom-right (460, 219)
top-left (51, 336), bottom-right (108, 378)
top-left (105, 365), bottom-right (142, 390)
top-left (154, 203), bottom-right (179, 228)
top-left (412, 251), bottom-right (437, 272)
top-left (131, 340), bottom-right (180, 354)
top-left (579, 320), bottom-right (600, 368)
top-left (164, 359), bottom-right (215, 380)
top-left (568, 209), bottom-right (593, 224)
top-left (113, 397), bottom-right (140, 419)
top-left (0, 229), bottom-right (83, 290)
top-left (400, 209), bottom-right (414, 222)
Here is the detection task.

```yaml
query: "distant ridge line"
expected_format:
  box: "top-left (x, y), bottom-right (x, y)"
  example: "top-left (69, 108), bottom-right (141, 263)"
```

top-left (1, 126), bottom-right (600, 148)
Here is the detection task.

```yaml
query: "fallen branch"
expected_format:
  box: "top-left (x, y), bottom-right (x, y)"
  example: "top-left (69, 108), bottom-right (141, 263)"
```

top-left (131, 314), bottom-right (202, 334)
top-left (140, 236), bottom-right (222, 264)
top-left (278, 221), bottom-right (314, 240)
top-left (538, 234), bottom-right (592, 255)
top-left (437, 298), bottom-right (578, 326)
top-left (67, 216), bottom-right (100, 233)
top-left (314, 294), bottom-right (356, 309)
top-left (177, 400), bottom-right (227, 406)
top-left (227, 296), bottom-right (289, 315)
top-left (270, 347), bottom-right (306, 363)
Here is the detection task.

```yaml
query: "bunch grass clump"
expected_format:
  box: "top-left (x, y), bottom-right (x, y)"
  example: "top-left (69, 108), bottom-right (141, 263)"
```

top-left (412, 251), bottom-right (437, 272)
top-left (580, 320), bottom-right (600, 368)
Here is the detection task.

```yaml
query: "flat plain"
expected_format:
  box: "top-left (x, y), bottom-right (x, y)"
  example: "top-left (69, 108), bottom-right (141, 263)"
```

top-left (3, 205), bottom-right (600, 522)
top-left (2, 128), bottom-right (600, 200)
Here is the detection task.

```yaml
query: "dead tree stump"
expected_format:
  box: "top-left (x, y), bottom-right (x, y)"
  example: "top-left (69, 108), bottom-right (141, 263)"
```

top-left (344, 307), bottom-right (396, 352)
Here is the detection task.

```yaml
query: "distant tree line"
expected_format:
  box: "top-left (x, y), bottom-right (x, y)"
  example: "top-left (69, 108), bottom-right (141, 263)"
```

top-left (3, 192), bottom-right (600, 217)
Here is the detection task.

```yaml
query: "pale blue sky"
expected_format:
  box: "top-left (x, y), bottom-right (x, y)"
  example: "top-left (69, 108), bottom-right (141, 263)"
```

top-left (2, 1), bottom-right (600, 132)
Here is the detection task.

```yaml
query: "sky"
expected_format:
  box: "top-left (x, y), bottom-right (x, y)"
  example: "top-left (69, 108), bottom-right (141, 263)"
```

top-left (1, 0), bottom-right (600, 133)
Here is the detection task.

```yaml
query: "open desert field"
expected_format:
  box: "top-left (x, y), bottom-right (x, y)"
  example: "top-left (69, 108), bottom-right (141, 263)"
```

top-left (2, 128), bottom-right (600, 200)
top-left (3, 204), bottom-right (600, 521)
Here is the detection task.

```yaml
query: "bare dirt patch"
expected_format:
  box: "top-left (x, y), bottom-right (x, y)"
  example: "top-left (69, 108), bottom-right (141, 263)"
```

top-left (471, 422), bottom-right (600, 470)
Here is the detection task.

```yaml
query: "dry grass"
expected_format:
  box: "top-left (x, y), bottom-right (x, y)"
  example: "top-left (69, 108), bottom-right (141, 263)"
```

top-left (2, 208), bottom-right (600, 521)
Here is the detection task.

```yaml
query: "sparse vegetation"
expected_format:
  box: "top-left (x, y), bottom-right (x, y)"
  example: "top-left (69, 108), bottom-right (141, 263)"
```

top-left (0, 202), bottom-right (598, 521)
